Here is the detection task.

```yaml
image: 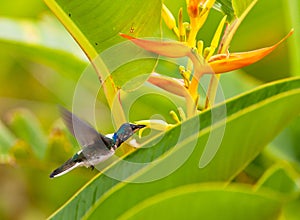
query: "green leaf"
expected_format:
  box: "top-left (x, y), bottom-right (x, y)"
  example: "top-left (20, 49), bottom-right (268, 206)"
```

top-left (255, 164), bottom-right (300, 196)
top-left (218, 0), bottom-right (258, 52)
top-left (45, 0), bottom-right (163, 126)
top-left (214, 0), bottom-right (235, 21)
top-left (49, 77), bottom-right (300, 219)
top-left (8, 109), bottom-right (47, 160)
top-left (119, 184), bottom-right (282, 220)
top-left (228, 0), bottom-right (293, 82)
top-left (44, 0), bottom-right (162, 88)
top-left (214, 0), bottom-right (256, 21)
top-left (283, 197), bottom-right (300, 220)
top-left (232, 0), bottom-right (254, 18)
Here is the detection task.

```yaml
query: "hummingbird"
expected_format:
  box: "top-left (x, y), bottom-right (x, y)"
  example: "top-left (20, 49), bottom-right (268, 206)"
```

top-left (49, 107), bottom-right (145, 178)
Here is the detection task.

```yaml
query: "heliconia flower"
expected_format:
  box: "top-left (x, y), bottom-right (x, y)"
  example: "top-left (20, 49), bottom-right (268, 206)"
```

top-left (148, 73), bottom-right (196, 117)
top-left (186, 0), bottom-right (210, 17)
top-left (119, 33), bottom-right (202, 79)
top-left (119, 33), bottom-right (192, 58)
top-left (208, 29), bottom-right (294, 73)
top-left (120, 29), bottom-right (293, 75)
top-left (187, 0), bottom-right (202, 18)
top-left (148, 73), bottom-right (186, 97)
top-left (186, 0), bottom-right (216, 46)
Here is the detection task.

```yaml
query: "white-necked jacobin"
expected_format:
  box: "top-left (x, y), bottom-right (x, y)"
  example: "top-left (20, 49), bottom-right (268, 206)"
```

top-left (49, 107), bottom-right (145, 178)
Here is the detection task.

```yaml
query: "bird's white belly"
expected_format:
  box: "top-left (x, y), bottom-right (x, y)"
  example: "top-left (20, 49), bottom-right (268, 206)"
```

top-left (84, 150), bottom-right (114, 167)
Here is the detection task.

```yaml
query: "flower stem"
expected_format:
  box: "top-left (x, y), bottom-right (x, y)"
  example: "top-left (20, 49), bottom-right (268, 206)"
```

top-left (205, 74), bottom-right (220, 108)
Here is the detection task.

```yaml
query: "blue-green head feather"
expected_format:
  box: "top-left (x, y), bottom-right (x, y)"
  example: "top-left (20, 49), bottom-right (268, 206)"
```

top-left (113, 123), bottom-right (145, 147)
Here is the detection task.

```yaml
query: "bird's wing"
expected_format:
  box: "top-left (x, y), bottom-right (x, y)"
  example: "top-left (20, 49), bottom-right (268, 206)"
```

top-left (59, 107), bottom-right (114, 149)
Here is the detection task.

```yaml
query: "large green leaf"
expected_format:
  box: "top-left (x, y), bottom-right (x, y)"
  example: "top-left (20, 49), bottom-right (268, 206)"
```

top-left (119, 184), bottom-right (282, 220)
top-left (49, 77), bottom-right (300, 219)
top-left (44, 0), bottom-right (162, 88)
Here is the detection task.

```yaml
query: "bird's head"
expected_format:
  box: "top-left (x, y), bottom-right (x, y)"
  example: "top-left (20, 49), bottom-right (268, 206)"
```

top-left (113, 123), bottom-right (146, 147)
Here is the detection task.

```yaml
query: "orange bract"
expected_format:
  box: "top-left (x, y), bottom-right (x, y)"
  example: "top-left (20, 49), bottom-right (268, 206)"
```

top-left (209, 29), bottom-right (294, 73)
top-left (120, 29), bottom-right (293, 74)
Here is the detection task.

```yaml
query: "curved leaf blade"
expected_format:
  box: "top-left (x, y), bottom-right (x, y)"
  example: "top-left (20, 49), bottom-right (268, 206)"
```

top-left (45, 0), bottom-right (163, 126)
top-left (49, 77), bottom-right (300, 219)
top-left (119, 184), bottom-right (282, 220)
top-left (45, 0), bottom-right (162, 84)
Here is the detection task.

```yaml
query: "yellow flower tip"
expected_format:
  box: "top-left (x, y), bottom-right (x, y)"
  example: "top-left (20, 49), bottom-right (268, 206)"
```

top-left (138, 127), bottom-right (147, 138)
top-left (162, 4), bottom-right (177, 30)
top-left (178, 8), bottom-right (186, 41)
top-left (183, 22), bottom-right (191, 32)
top-left (203, 47), bottom-right (210, 59)
top-left (210, 15), bottom-right (227, 50)
top-left (197, 40), bottom-right (204, 56)
top-left (178, 107), bottom-right (187, 121)
top-left (170, 110), bottom-right (181, 123)
top-left (134, 119), bottom-right (170, 132)
top-left (179, 65), bottom-right (185, 72)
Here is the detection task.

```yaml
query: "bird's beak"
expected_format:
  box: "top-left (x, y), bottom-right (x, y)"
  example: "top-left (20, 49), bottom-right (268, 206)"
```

top-left (131, 124), bottom-right (146, 132)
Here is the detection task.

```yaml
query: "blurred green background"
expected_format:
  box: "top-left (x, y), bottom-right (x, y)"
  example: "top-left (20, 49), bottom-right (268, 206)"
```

top-left (0, 0), bottom-right (299, 219)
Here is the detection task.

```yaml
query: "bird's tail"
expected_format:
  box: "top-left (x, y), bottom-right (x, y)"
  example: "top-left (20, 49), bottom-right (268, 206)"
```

top-left (50, 158), bottom-right (83, 178)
